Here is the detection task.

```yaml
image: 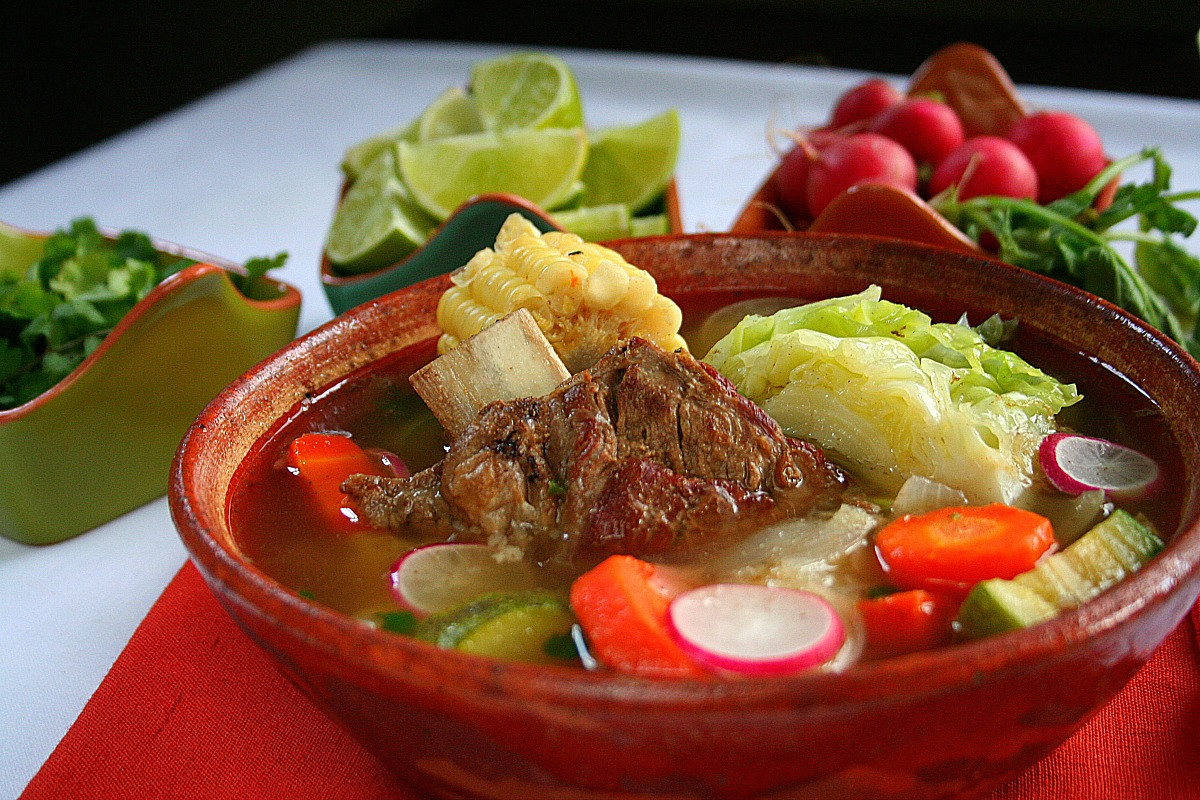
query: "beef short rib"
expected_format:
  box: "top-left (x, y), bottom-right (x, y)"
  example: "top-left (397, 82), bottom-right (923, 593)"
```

top-left (344, 338), bottom-right (844, 563)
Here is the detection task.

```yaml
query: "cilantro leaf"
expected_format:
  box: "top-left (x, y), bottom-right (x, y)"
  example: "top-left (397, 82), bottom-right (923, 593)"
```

top-left (932, 148), bottom-right (1200, 360)
top-left (234, 251), bottom-right (289, 301)
top-left (0, 218), bottom-right (292, 410)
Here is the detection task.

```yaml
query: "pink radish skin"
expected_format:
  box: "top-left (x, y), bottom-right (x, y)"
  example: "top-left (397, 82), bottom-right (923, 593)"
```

top-left (667, 584), bottom-right (845, 676)
top-left (775, 143), bottom-right (816, 221)
top-left (1006, 111), bottom-right (1107, 204)
top-left (389, 542), bottom-right (543, 616)
top-left (830, 79), bottom-right (903, 129)
top-left (366, 447), bottom-right (409, 478)
top-left (1039, 432), bottom-right (1162, 502)
top-left (806, 133), bottom-right (918, 218)
top-left (868, 97), bottom-right (965, 166)
top-left (774, 129), bottom-right (848, 221)
top-left (930, 136), bottom-right (1039, 201)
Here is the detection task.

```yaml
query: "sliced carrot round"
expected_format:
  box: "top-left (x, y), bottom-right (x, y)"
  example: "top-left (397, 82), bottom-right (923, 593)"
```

top-left (874, 503), bottom-right (1055, 593)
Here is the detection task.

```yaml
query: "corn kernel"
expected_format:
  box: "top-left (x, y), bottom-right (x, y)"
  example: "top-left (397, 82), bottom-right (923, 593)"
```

top-left (583, 259), bottom-right (630, 310)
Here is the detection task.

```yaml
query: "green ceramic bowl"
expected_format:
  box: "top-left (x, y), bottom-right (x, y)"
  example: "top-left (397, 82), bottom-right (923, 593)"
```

top-left (320, 185), bottom-right (683, 316)
top-left (0, 224), bottom-right (301, 545)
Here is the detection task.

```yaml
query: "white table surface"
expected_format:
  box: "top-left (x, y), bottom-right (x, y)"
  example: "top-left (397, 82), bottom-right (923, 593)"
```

top-left (1, 39), bottom-right (1198, 798)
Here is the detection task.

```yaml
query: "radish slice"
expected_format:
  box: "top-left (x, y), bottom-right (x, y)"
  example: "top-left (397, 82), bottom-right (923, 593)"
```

top-left (389, 543), bottom-right (545, 616)
top-left (666, 584), bottom-right (845, 676)
top-left (1039, 432), bottom-right (1161, 502)
top-left (366, 447), bottom-right (409, 478)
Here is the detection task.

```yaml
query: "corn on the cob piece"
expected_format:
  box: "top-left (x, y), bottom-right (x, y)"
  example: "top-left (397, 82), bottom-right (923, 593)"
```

top-left (437, 213), bottom-right (686, 372)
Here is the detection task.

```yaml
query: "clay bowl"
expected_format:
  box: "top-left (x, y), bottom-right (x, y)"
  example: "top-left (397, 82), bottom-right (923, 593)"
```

top-left (321, 182), bottom-right (683, 315)
top-left (171, 233), bottom-right (1200, 800)
top-left (731, 42), bottom-right (1117, 238)
top-left (0, 222), bottom-right (301, 545)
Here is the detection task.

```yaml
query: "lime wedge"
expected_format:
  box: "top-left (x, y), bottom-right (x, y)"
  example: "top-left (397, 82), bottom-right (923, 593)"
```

top-left (553, 180), bottom-right (587, 211)
top-left (341, 119), bottom-right (419, 181)
top-left (470, 52), bottom-right (584, 131)
top-left (0, 222), bottom-right (46, 280)
top-left (630, 214), bottom-right (670, 237)
top-left (418, 86), bottom-right (484, 141)
top-left (553, 204), bottom-right (632, 242)
top-left (581, 109), bottom-right (680, 213)
top-left (326, 147), bottom-right (436, 274)
top-left (398, 128), bottom-right (588, 221)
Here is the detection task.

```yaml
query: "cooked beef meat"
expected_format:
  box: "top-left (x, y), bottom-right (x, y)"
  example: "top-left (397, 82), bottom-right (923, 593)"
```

top-left (344, 338), bottom-right (845, 563)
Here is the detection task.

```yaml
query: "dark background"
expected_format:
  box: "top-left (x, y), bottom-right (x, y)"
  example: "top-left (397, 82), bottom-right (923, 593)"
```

top-left (3, 0), bottom-right (1198, 187)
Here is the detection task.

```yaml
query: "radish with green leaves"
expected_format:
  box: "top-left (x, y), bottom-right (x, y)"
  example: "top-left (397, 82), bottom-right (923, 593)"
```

top-left (1005, 111), bottom-right (1107, 203)
top-left (929, 136), bottom-right (1038, 200)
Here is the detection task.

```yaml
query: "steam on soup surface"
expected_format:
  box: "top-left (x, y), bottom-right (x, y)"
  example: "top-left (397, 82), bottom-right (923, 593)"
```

top-left (227, 292), bottom-right (1178, 676)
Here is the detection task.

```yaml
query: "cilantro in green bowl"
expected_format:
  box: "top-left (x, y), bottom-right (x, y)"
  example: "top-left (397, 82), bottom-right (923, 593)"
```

top-left (0, 217), bottom-right (300, 545)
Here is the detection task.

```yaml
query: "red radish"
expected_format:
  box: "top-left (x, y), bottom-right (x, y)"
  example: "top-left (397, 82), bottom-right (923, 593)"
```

top-left (775, 143), bottom-right (815, 221)
top-left (929, 136), bottom-right (1038, 200)
top-left (806, 133), bottom-right (918, 218)
top-left (868, 97), bottom-right (965, 166)
top-left (774, 130), bottom-right (844, 221)
top-left (830, 78), bottom-right (903, 129)
top-left (389, 543), bottom-right (545, 616)
top-left (667, 584), bottom-right (844, 676)
top-left (1038, 432), bottom-right (1161, 502)
top-left (1006, 111), bottom-right (1107, 203)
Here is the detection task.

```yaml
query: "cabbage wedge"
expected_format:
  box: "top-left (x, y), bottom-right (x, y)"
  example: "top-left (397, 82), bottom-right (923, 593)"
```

top-left (703, 286), bottom-right (1080, 505)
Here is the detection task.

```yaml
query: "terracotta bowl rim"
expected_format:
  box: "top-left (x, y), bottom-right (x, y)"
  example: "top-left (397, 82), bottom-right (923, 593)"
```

top-left (172, 231), bottom-right (1200, 711)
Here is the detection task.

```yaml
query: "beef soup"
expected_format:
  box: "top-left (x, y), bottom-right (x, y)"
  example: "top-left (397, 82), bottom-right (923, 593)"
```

top-left (227, 287), bottom-right (1179, 674)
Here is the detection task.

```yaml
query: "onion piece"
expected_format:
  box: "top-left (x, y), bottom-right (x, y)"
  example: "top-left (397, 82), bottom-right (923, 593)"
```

top-left (666, 584), bottom-right (845, 676)
top-left (892, 475), bottom-right (968, 516)
top-left (388, 542), bottom-right (545, 616)
top-left (1038, 432), bottom-right (1161, 502)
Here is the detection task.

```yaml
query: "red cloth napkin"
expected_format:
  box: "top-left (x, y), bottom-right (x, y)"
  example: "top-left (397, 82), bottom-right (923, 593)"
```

top-left (21, 561), bottom-right (1200, 800)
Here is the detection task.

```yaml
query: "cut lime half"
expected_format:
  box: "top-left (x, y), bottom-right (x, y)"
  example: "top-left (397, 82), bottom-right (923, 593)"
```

top-left (398, 128), bottom-right (588, 221)
top-left (326, 148), bottom-right (436, 274)
top-left (553, 204), bottom-right (632, 242)
top-left (418, 86), bottom-right (484, 141)
top-left (470, 52), bottom-right (584, 131)
top-left (581, 109), bottom-right (680, 213)
top-left (340, 119), bottom-right (420, 182)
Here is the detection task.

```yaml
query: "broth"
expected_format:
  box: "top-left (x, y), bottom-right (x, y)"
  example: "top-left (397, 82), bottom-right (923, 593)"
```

top-left (227, 292), bottom-right (1182, 668)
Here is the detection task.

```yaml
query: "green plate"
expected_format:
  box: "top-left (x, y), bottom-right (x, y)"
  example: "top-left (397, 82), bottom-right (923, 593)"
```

top-left (0, 229), bottom-right (301, 545)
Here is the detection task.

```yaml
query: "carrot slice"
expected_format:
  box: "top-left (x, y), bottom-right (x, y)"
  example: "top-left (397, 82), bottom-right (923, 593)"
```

top-left (286, 433), bottom-right (393, 534)
top-left (569, 555), bottom-right (705, 678)
top-left (858, 588), bottom-right (959, 658)
top-left (874, 503), bottom-right (1055, 594)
